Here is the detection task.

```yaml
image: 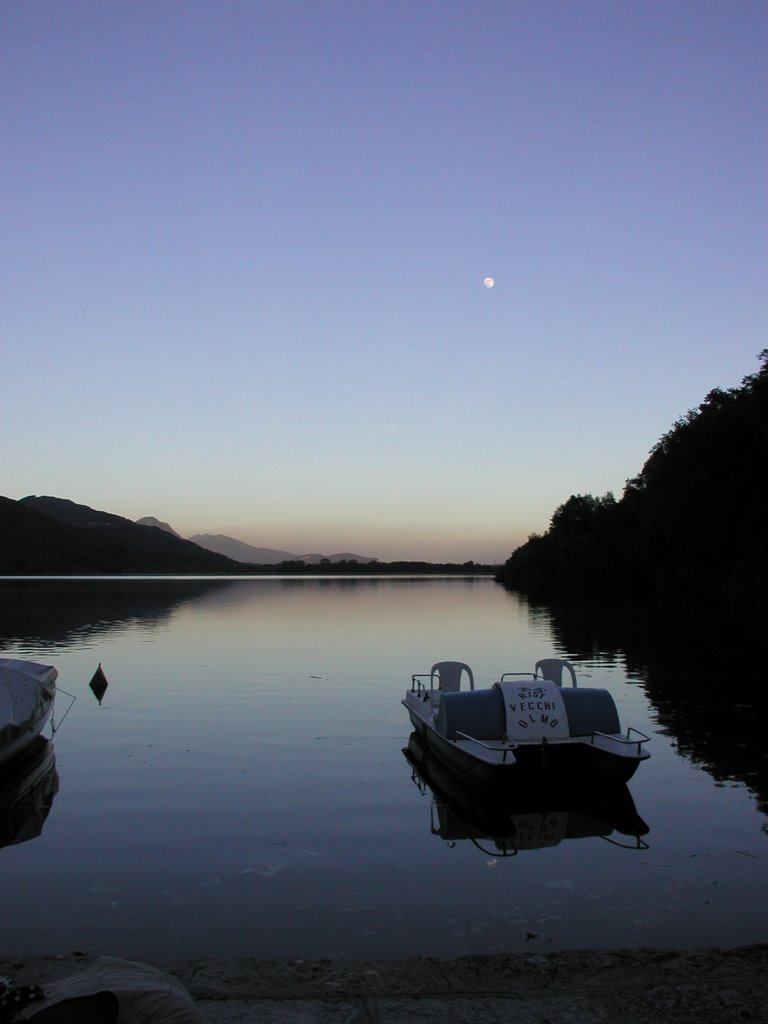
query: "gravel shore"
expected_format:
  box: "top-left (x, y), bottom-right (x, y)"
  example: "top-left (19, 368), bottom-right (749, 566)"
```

top-left (3, 945), bottom-right (767, 1023)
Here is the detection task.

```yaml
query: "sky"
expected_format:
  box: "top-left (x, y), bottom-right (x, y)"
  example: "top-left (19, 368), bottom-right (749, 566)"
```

top-left (3, 1), bottom-right (766, 563)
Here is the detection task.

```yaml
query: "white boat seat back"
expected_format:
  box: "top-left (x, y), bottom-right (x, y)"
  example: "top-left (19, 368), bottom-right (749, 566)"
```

top-left (431, 661), bottom-right (474, 693)
top-left (534, 658), bottom-right (577, 687)
top-left (495, 679), bottom-right (570, 740)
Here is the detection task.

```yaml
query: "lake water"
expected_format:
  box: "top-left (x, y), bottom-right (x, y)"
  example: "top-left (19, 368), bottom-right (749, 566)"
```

top-left (1, 576), bottom-right (766, 959)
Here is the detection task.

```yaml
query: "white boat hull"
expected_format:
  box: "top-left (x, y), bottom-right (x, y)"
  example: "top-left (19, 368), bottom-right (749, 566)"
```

top-left (404, 669), bottom-right (650, 786)
top-left (0, 659), bottom-right (58, 767)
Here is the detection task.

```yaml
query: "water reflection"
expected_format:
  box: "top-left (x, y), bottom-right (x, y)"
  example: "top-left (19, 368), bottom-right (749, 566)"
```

top-left (0, 738), bottom-right (58, 850)
top-left (530, 598), bottom-right (768, 818)
top-left (404, 732), bottom-right (649, 856)
top-left (0, 575), bottom-right (488, 651)
top-left (0, 577), bottom-right (765, 957)
top-left (0, 577), bottom-right (235, 652)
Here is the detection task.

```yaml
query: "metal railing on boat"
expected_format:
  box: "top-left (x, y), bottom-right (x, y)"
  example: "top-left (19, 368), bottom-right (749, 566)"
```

top-left (588, 727), bottom-right (650, 756)
top-left (454, 730), bottom-right (517, 763)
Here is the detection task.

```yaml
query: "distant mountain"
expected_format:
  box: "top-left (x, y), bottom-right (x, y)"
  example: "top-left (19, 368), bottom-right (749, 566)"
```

top-left (190, 533), bottom-right (299, 564)
top-left (3, 495), bottom-right (489, 575)
top-left (190, 533), bottom-right (374, 565)
top-left (16, 496), bottom-right (244, 573)
top-left (136, 516), bottom-right (181, 538)
top-left (298, 552), bottom-right (376, 564)
top-left (5, 494), bottom-right (380, 575)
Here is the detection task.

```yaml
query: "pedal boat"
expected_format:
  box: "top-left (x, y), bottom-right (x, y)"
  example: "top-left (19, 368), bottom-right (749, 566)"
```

top-left (403, 659), bottom-right (650, 785)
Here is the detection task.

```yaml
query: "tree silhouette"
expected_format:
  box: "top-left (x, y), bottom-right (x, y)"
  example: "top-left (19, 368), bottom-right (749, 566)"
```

top-left (497, 351), bottom-right (768, 598)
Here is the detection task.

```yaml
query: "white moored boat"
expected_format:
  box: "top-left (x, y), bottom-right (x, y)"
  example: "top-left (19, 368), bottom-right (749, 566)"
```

top-left (403, 658), bottom-right (650, 785)
top-left (0, 659), bottom-right (58, 767)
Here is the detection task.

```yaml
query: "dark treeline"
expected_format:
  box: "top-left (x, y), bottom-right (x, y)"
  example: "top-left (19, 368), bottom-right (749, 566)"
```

top-left (497, 350), bottom-right (768, 599)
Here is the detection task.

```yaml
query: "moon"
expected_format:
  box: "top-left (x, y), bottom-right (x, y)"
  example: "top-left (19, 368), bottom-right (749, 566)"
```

top-left (483, 276), bottom-right (495, 288)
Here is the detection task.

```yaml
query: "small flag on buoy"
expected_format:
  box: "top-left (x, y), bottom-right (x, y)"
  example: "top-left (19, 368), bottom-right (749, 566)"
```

top-left (89, 663), bottom-right (109, 704)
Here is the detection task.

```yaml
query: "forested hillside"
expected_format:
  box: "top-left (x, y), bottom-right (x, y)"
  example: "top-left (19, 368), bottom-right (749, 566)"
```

top-left (0, 496), bottom-right (242, 574)
top-left (497, 351), bottom-right (768, 598)
top-left (0, 497), bottom-right (495, 575)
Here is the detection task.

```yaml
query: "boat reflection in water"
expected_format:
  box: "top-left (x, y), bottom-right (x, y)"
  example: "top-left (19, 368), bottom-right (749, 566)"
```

top-left (0, 737), bottom-right (59, 851)
top-left (404, 732), bottom-right (649, 857)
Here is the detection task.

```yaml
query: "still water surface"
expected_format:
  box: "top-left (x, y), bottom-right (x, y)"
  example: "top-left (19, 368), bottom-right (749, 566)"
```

top-left (1, 576), bottom-right (766, 958)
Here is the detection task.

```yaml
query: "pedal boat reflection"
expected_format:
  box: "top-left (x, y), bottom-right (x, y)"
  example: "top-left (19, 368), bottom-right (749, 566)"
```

top-left (404, 731), bottom-right (649, 856)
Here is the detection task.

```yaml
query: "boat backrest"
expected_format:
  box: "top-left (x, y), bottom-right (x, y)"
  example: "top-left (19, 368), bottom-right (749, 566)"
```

top-left (560, 688), bottom-right (620, 736)
top-left (435, 687), bottom-right (505, 740)
top-left (534, 658), bottom-right (577, 687)
top-left (431, 661), bottom-right (474, 693)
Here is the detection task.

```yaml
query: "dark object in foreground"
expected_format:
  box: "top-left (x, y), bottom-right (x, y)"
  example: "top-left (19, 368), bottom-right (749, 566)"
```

top-left (2, 957), bottom-right (200, 1024)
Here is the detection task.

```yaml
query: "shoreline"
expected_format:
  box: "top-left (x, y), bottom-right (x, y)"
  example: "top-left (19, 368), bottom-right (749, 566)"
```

top-left (3, 945), bottom-right (767, 1023)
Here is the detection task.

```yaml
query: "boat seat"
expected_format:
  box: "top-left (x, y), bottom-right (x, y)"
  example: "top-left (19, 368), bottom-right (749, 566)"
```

top-left (560, 688), bottom-right (620, 736)
top-left (431, 661), bottom-right (474, 693)
top-left (437, 686), bottom-right (620, 741)
top-left (436, 687), bottom-right (505, 740)
top-left (534, 658), bottom-right (577, 687)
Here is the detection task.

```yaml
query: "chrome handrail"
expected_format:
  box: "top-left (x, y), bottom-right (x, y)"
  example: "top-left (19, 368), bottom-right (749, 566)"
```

top-left (454, 730), bottom-right (517, 763)
top-left (627, 727), bottom-right (651, 743)
top-left (410, 673), bottom-right (433, 694)
top-left (589, 728), bottom-right (651, 755)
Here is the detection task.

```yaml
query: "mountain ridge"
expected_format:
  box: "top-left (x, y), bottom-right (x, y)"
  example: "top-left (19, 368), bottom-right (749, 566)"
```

top-left (188, 533), bottom-right (299, 565)
top-left (1, 496), bottom-right (377, 573)
top-left (3, 495), bottom-right (490, 573)
top-left (180, 534), bottom-right (374, 565)
top-left (15, 496), bottom-right (242, 573)
top-left (136, 516), bottom-right (181, 538)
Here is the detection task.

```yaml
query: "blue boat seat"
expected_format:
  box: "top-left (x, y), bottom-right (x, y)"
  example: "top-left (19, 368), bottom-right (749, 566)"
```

top-left (436, 687), bottom-right (505, 740)
top-left (435, 686), bottom-right (620, 741)
top-left (560, 688), bottom-right (620, 736)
